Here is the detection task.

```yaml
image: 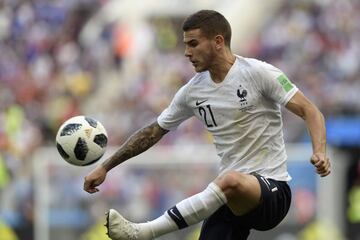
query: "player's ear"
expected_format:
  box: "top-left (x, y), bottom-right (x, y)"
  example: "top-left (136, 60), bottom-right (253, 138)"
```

top-left (214, 35), bottom-right (224, 50)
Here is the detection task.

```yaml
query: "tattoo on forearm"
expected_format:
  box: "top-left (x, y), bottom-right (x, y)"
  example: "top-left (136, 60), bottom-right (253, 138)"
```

top-left (102, 121), bottom-right (168, 171)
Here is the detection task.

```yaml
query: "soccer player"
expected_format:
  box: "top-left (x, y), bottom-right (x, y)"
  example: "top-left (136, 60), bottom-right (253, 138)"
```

top-left (83, 10), bottom-right (331, 240)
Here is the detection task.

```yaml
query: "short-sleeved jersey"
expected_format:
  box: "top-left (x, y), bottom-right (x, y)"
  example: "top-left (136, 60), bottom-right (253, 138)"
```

top-left (157, 56), bottom-right (298, 181)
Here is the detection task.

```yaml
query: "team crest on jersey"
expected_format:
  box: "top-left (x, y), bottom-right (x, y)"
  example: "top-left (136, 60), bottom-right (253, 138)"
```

top-left (237, 85), bottom-right (248, 105)
top-left (237, 85), bottom-right (254, 111)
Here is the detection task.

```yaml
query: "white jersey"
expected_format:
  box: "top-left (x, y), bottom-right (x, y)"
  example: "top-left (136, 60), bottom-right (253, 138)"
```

top-left (157, 56), bottom-right (298, 181)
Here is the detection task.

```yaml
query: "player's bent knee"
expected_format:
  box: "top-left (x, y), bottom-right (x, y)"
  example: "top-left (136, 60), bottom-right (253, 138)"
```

top-left (214, 171), bottom-right (250, 198)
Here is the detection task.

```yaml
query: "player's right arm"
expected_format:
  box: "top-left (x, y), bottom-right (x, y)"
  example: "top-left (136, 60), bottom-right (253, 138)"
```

top-left (83, 121), bottom-right (168, 193)
top-left (84, 82), bottom-right (192, 194)
top-left (103, 121), bottom-right (169, 171)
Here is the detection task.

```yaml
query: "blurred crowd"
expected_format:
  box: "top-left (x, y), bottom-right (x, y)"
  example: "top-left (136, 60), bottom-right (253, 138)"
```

top-left (251, 0), bottom-right (360, 116)
top-left (0, 0), bottom-right (359, 239)
top-left (247, 0), bottom-right (360, 142)
top-left (0, 0), bottom-right (105, 238)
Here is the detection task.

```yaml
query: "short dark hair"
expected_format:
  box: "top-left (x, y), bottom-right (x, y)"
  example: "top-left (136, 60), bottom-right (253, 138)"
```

top-left (182, 10), bottom-right (232, 47)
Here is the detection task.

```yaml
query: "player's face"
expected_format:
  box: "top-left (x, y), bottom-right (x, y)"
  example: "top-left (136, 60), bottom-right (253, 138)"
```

top-left (183, 29), bottom-right (217, 72)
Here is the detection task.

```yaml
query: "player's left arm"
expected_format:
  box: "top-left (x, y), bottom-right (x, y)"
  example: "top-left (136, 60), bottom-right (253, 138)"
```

top-left (285, 91), bottom-right (331, 177)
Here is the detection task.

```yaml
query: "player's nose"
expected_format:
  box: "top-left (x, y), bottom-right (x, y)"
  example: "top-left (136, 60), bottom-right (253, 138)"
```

top-left (184, 46), bottom-right (192, 58)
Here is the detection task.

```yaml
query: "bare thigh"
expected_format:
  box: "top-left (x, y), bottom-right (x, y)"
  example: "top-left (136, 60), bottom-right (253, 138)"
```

top-left (213, 171), bottom-right (261, 216)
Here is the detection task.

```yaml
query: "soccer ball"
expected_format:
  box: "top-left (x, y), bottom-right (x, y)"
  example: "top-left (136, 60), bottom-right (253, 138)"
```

top-left (56, 115), bottom-right (108, 166)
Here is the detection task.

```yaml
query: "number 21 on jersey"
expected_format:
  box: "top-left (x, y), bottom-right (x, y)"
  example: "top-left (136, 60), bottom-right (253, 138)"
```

top-left (198, 105), bottom-right (217, 128)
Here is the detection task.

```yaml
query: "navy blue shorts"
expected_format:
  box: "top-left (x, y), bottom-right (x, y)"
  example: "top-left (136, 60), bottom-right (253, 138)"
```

top-left (198, 174), bottom-right (292, 240)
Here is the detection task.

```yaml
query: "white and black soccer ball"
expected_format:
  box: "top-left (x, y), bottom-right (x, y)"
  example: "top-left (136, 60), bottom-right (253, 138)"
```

top-left (56, 115), bottom-right (108, 166)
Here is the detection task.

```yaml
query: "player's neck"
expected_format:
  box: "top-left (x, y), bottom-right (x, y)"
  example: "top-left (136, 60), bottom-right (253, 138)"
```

top-left (209, 52), bottom-right (236, 83)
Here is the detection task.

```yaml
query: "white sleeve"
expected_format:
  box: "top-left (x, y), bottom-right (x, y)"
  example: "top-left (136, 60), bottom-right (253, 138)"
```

top-left (157, 84), bottom-right (193, 131)
top-left (255, 61), bottom-right (298, 105)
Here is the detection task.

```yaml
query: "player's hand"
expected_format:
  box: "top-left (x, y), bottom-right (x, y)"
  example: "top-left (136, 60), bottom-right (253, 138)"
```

top-left (83, 164), bottom-right (107, 193)
top-left (310, 152), bottom-right (331, 177)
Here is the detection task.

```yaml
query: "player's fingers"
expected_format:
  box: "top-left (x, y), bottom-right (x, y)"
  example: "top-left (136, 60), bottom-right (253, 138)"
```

top-left (318, 158), bottom-right (330, 171)
top-left (316, 167), bottom-right (324, 174)
top-left (314, 161), bottom-right (324, 168)
top-left (83, 182), bottom-right (89, 191)
top-left (314, 155), bottom-right (327, 167)
top-left (323, 160), bottom-right (331, 176)
top-left (83, 178), bottom-right (95, 192)
top-left (320, 169), bottom-right (331, 177)
top-left (315, 157), bottom-right (328, 168)
top-left (84, 182), bottom-right (99, 193)
top-left (86, 188), bottom-right (99, 194)
top-left (316, 165), bottom-right (326, 173)
top-left (323, 158), bottom-right (330, 169)
top-left (317, 159), bottom-right (329, 169)
top-left (316, 166), bottom-right (327, 174)
top-left (317, 160), bottom-right (331, 177)
top-left (310, 155), bottom-right (319, 165)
